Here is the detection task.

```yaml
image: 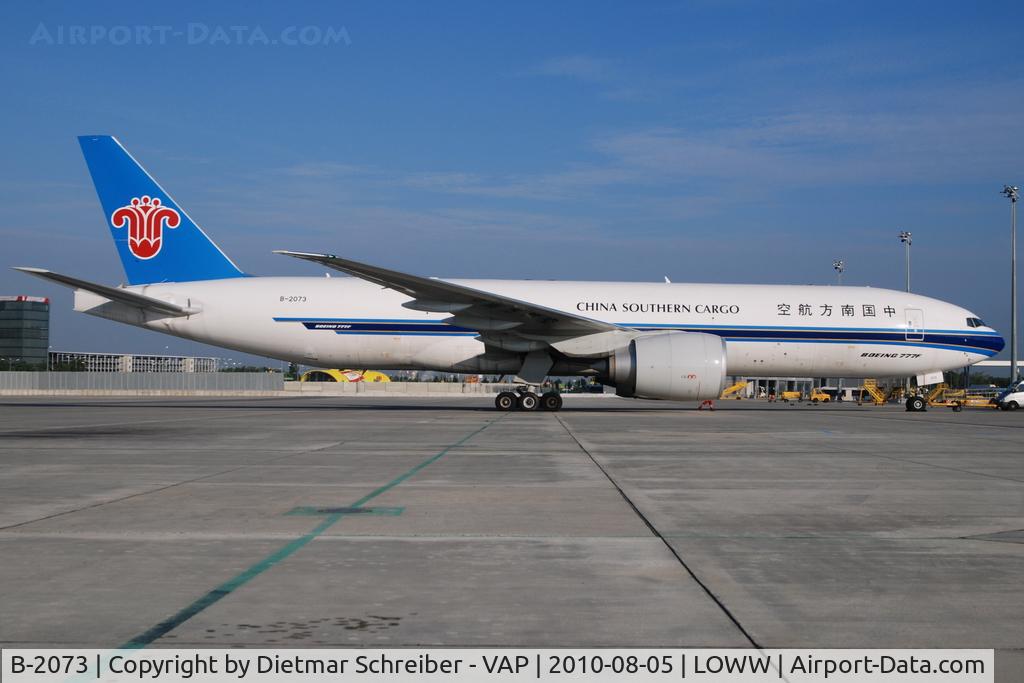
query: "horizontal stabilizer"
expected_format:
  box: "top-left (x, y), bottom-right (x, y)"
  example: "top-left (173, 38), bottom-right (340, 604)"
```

top-left (13, 267), bottom-right (194, 316)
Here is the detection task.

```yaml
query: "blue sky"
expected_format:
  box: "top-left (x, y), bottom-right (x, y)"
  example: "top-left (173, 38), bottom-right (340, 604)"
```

top-left (1, 2), bottom-right (1022, 362)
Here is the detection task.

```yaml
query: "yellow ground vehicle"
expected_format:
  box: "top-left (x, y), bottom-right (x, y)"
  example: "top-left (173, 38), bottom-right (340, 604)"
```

top-left (886, 385), bottom-right (907, 403)
top-left (719, 380), bottom-right (749, 400)
top-left (809, 388), bottom-right (831, 403)
top-left (301, 369), bottom-right (391, 382)
top-left (925, 383), bottom-right (998, 410)
top-left (857, 378), bottom-right (886, 405)
top-left (926, 385), bottom-right (965, 411)
top-left (780, 390), bottom-right (803, 402)
top-left (960, 395), bottom-right (1000, 409)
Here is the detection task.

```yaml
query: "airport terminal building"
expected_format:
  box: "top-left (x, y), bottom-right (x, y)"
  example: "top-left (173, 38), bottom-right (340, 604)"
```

top-left (48, 351), bottom-right (219, 373)
top-left (0, 295), bottom-right (50, 367)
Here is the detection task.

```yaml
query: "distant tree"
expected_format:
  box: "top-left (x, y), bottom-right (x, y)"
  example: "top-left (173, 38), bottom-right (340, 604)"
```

top-left (51, 358), bottom-right (87, 372)
top-left (1, 358), bottom-right (48, 372)
top-left (220, 365), bottom-right (281, 373)
top-left (947, 369), bottom-right (1008, 388)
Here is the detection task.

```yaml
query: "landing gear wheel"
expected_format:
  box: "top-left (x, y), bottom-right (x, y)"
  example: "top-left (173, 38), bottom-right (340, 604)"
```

top-left (539, 392), bottom-right (563, 411)
top-left (517, 391), bottom-right (539, 411)
top-left (495, 391), bottom-right (517, 411)
top-left (906, 396), bottom-right (926, 412)
top-left (1007, 401), bottom-right (1020, 411)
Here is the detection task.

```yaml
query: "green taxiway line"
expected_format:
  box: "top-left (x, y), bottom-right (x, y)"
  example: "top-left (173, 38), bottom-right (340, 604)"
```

top-left (120, 414), bottom-right (505, 649)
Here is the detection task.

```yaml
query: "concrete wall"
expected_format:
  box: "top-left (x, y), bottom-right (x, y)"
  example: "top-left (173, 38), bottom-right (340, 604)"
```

top-left (283, 381), bottom-right (518, 396)
top-left (0, 373), bottom-right (527, 397)
top-left (0, 371), bottom-right (283, 396)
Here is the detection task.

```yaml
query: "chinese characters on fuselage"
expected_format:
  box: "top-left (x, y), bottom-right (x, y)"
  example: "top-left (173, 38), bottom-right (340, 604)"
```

top-left (777, 303), bottom-right (897, 318)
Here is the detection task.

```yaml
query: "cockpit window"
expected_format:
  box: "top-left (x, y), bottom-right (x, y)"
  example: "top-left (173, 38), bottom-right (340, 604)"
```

top-left (966, 317), bottom-right (986, 328)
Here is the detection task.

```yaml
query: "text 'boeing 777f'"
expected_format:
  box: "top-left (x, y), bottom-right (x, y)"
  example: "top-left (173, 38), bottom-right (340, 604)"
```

top-left (15, 136), bottom-right (1005, 411)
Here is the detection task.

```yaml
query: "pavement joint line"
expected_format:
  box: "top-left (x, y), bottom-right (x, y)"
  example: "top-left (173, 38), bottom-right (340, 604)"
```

top-left (0, 440), bottom-right (348, 533)
top-left (118, 414), bottom-right (505, 649)
top-left (866, 454), bottom-right (1024, 485)
top-left (553, 413), bottom-right (762, 649)
top-left (0, 406), bottom-right (340, 437)
top-left (585, 408), bottom-right (1024, 485)
top-left (967, 537), bottom-right (1024, 547)
top-left (819, 438), bottom-right (1024, 486)
top-left (7, 531), bottom-right (1003, 542)
top-left (0, 532), bottom-right (659, 541)
top-left (816, 409), bottom-right (1024, 430)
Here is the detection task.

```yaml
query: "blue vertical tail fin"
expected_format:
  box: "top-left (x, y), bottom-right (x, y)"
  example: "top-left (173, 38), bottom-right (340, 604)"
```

top-left (78, 135), bottom-right (245, 284)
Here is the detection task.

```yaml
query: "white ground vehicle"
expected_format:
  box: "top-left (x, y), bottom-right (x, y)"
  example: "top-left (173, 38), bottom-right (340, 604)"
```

top-left (995, 381), bottom-right (1024, 410)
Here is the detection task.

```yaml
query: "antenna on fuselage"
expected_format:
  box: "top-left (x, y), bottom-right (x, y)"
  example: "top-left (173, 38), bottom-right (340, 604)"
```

top-left (832, 259), bottom-right (845, 286)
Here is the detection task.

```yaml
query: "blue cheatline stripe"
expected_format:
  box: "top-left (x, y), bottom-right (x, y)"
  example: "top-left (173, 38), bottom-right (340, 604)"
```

top-left (273, 317), bottom-right (452, 323)
top-left (322, 332), bottom-right (993, 351)
top-left (274, 316), bottom-right (1001, 336)
top-left (272, 317), bottom-right (1002, 353)
top-left (118, 415), bottom-right (505, 649)
top-left (643, 328), bottom-right (1002, 353)
top-left (620, 322), bottom-right (1002, 336)
top-left (294, 320), bottom-right (477, 334)
top-left (726, 338), bottom-right (998, 356)
top-left (334, 330), bottom-right (478, 336)
top-left (273, 316), bottom-right (998, 337)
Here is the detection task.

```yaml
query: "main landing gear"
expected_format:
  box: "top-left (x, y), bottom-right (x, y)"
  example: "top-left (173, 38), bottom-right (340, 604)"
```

top-left (495, 387), bottom-right (563, 412)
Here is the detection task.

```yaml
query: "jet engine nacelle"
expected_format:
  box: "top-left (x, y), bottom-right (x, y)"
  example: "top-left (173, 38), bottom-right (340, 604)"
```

top-left (608, 331), bottom-right (727, 401)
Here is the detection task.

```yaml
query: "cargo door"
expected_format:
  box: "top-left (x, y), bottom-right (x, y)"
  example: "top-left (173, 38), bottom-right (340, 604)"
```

top-left (905, 308), bottom-right (924, 341)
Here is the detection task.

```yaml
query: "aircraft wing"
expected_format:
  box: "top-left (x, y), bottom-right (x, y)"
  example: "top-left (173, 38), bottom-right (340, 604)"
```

top-left (274, 251), bottom-right (624, 342)
top-left (13, 267), bottom-right (195, 317)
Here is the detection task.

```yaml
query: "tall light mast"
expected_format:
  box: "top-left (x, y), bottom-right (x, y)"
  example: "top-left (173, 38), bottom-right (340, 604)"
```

top-left (1002, 185), bottom-right (1019, 384)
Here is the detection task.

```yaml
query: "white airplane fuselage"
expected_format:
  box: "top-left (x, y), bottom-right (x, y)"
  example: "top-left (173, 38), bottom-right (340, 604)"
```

top-left (79, 276), bottom-right (1003, 379)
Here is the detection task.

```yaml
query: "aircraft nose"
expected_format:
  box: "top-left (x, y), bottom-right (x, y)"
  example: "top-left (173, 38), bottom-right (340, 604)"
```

top-left (992, 333), bottom-right (1006, 354)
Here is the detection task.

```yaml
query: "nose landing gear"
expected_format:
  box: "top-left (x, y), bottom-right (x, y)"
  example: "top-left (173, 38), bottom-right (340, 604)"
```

top-left (905, 395), bottom-right (927, 412)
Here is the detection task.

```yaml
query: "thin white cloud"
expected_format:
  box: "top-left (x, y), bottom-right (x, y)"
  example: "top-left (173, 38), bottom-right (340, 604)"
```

top-left (404, 171), bottom-right (486, 190)
top-left (281, 161), bottom-right (374, 178)
top-left (528, 55), bottom-right (617, 83)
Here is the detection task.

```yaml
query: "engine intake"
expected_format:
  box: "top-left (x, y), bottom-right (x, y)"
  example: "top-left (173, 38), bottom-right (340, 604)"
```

top-left (607, 331), bottom-right (727, 401)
